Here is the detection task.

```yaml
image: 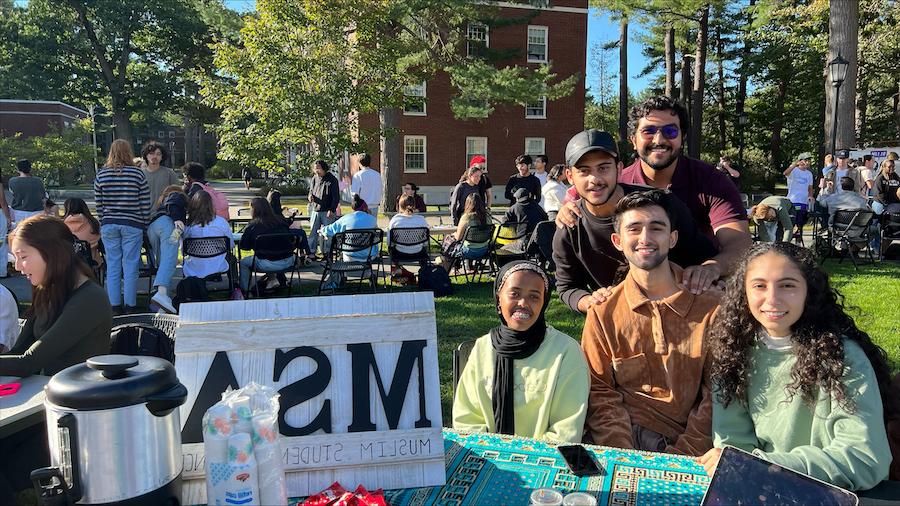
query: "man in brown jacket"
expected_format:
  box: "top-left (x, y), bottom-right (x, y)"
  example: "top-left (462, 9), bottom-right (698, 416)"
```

top-left (581, 189), bottom-right (719, 456)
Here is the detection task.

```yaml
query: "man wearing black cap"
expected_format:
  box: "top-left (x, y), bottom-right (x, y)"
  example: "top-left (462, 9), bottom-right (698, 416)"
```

top-left (831, 149), bottom-right (852, 194)
top-left (503, 187), bottom-right (548, 240)
top-left (504, 154), bottom-right (542, 205)
top-left (552, 129), bottom-right (717, 313)
top-left (9, 159), bottom-right (46, 226)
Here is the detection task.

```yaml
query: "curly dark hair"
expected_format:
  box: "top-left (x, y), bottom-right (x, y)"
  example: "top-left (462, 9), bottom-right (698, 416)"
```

top-left (710, 242), bottom-right (895, 417)
top-left (627, 95), bottom-right (690, 140)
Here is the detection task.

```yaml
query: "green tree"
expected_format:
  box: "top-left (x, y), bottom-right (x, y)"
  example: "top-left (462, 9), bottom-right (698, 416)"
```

top-left (205, 0), bottom-right (577, 210)
top-left (0, 120), bottom-right (97, 185)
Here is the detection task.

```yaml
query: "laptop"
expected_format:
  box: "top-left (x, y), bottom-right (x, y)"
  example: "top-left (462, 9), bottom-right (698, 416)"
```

top-left (701, 445), bottom-right (858, 506)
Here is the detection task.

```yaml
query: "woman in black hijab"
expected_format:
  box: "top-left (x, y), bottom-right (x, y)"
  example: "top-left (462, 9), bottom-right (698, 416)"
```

top-left (452, 260), bottom-right (589, 442)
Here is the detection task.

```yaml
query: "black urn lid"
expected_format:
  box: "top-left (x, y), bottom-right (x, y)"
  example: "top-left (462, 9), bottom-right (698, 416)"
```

top-left (46, 355), bottom-right (181, 410)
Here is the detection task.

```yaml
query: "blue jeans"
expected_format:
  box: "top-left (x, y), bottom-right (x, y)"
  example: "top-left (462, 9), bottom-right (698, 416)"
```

top-left (308, 211), bottom-right (334, 256)
top-left (147, 216), bottom-right (178, 291)
top-left (239, 255), bottom-right (294, 291)
top-left (101, 223), bottom-right (144, 307)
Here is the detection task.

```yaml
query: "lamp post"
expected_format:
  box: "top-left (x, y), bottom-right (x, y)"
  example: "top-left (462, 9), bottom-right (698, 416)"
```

top-left (828, 52), bottom-right (850, 156)
top-left (738, 113), bottom-right (749, 174)
top-left (88, 105), bottom-right (99, 172)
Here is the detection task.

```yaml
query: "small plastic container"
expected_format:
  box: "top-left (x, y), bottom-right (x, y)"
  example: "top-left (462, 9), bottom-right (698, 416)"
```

top-left (530, 487), bottom-right (564, 505)
top-left (562, 492), bottom-right (598, 505)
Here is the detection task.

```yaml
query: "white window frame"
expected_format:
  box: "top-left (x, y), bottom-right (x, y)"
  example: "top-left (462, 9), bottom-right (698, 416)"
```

top-left (527, 25), bottom-right (548, 63)
top-left (157, 130), bottom-right (164, 138)
top-left (524, 137), bottom-right (546, 157)
top-left (525, 96), bottom-right (547, 119)
top-left (467, 22), bottom-right (489, 57)
top-left (403, 81), bottom-right (427, 116)
top-left (403, 135), bottom-right (427, 173)
top-left (168, 131), bottom-right (176, 138)
top-left (466, 137), bottom-right (488, 167)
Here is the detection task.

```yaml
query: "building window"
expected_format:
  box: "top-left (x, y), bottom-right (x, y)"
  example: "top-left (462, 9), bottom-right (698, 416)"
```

top-left (466, 137), bottom-right (487, 167)
top-left (525, 137), bottom-right (545, 156)
top-left (403, 82), bottom-right (426, 116)
top-left (168, 131), bottom-right (176, 138)
top-left (525, 97), bottom-right (547, 119)
top-left (527, 26), bottom-right (548, 63)
top-left (404, 135), bottom-right (427, 173)
top-left (467, 22), bottom-right (489, 58)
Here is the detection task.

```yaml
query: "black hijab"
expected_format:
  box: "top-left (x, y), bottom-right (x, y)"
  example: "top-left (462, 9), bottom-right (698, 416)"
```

top-left (490, 260), bottom-right (551, 435)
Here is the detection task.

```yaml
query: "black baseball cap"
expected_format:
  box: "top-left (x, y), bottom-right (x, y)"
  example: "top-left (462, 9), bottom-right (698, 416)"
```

top-left (836, 149), bottom-right (850, 159)
top-left (565, 129), bottom-right (618, 167)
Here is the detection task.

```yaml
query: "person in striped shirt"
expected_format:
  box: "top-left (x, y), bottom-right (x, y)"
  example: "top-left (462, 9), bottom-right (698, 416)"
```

top-left (93, 139), bottom-right (151, 314)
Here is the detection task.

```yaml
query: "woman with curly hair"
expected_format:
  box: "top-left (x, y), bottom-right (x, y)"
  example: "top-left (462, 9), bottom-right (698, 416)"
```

top-left (699, 242), bottom-right (895, 491)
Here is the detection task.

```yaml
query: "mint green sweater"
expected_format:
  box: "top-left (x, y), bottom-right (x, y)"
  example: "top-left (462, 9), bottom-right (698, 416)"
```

top-left (713, 339), bottom-right (891, 491)
top-left (452, 326), bottom-right (589, 443)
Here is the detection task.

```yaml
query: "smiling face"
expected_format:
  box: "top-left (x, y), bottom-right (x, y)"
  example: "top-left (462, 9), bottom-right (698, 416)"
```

top-left (612, 205), bottom-right (677, 271)
top-left (744, 251), bottom-right (808, 337)
top-left (467, 169), bottom-right (482, 186)
top-left (565, 150), bottom-right (622, 212)
top-left (516, 162), bottom-right (530, 176)
top-left (12, 237), bottom-right (47, 286)
top-left (631, 110), bottom-right (683, 171)
top-left (313, 162), bottom-right (326, 177)
top-left (498, 270), bottom-right (545, 331)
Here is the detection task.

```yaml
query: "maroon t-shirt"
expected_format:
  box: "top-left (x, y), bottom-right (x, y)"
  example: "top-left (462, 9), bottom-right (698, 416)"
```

top-left (620, 156), bottom-right (747, 240)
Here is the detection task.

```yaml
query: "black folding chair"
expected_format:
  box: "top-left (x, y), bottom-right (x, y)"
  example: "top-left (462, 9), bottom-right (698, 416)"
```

top-left (73, 239), bottom-right (104, 282)
top-left (318, 228), bottom-right (383, 294)
top-left (387, 227), bottom-right (431, 290)
top-left (880, 212), bottom-right (900, 261)
top-left (491, 222), bottom-right (531, 271)
top-left (525, 220), bottom-right (557, 272)
top-left (139, 233), bottom-right (157, 295)
top-left (247, 232), bottom-right (301, 298)
top-left (447, 224), bottom-right (495, 283)
top-left (823, 209), bottom-right (875, 269)
top-left (452, 339), bottom-right (477, 395)
top-left (181, 236), bottom-right (236, 293)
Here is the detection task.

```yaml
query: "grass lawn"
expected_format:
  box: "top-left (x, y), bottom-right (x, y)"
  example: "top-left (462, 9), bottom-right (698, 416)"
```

top-left (432, 261), bottom-right (900, 424)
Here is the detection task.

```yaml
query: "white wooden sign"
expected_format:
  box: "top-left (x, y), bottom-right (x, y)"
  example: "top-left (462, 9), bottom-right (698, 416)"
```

top-left (173, 293), bottom-right (445, 504)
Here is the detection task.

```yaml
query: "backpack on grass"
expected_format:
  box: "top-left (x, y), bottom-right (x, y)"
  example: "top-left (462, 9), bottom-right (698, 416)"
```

top-left (418, 265), bottom-right (453, 297)
top-left (174, 276), bottom-right (208, 309)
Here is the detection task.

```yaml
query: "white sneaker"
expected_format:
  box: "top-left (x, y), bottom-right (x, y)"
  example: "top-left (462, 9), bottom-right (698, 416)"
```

top-left (151, 292), bottom-right (177, 313)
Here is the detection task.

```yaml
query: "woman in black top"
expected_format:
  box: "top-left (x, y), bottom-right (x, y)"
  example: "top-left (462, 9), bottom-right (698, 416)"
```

top-left (238, 197), bottom-right (295, 294)
top-left (267, 189), bottom-right (311, 256)
top-left (874, 159), bottom-right (900, 214)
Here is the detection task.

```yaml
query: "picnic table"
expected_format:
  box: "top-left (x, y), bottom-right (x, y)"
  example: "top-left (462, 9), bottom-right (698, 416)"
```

top-left (0, 375), bottom-right (49, 438)
top-left (289, 429), bottom-right (710, 505)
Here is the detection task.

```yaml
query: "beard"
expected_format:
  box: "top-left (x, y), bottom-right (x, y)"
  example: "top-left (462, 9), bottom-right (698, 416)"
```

top-left (638, 142), bottom-right (681, 171)
top-left (625, 247), bottom-right (668, 271)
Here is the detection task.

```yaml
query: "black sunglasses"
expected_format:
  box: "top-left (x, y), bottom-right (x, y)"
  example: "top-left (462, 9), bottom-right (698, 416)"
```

top-left (639, 124), bottom-right (680, 140)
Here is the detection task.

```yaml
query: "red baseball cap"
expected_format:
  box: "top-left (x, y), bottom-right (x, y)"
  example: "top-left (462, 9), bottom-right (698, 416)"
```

top-left (469, 155), bottom-right (486, 168)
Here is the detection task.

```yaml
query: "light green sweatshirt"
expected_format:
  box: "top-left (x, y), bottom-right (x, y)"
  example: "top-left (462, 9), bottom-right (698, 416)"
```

top-left (713, 339), bottom-right (891, 491)
top-left (452, 326), bottom-right (589, 443)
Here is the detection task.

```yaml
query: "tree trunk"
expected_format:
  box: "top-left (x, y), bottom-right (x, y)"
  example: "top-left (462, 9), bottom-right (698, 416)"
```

top-left (184, 118), bottom-right (196, 164)
top-left (716, 24), bottom-right (726, 154)
top-left (680, 29), bottom-right (691, 107)
top-left (855, 63), bottom-right (867, 143)
top-left (379, 107), bottom-right (402, 213)
top-left (689, 6), bottom-right (709, 159)
top-left (823, 0), bottom-right (858, 154)
top-left (197, 123), bottom-right (205, 166)
top-left (110, 92), bottom-right (132, 143)
top-left (769, 76), bottom-right (788, 177)
top-left (618, 18), bottom-right (629, 152)
top-left (894, 78), bottom-right (900, 139)
top-left (665, 26), bottom-right (676, 98)
top-left (736, 2), bottom-right (752, 157)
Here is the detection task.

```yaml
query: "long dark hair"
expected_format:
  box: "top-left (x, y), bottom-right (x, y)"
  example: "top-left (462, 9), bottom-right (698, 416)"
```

top-left (63, 198), bottom-right (100, 235)
top-left (187, 190), bottom-right (216, 226)
top-left (463, 193), bottom-right (488, 225)
top-left (710, 242), bottom-right (894, 416)
top-left (266, 189), bottom-right (285, 216)
top-left (249, 197), bottom-right (282, 227)
top-left (13, 215), bottom-right (93, 323)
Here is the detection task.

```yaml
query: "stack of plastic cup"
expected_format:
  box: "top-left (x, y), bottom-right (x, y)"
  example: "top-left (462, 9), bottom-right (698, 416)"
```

top-left (530, 488), bottom-right (564, 506)
top-left (562, 492), bottom-right (597, 505)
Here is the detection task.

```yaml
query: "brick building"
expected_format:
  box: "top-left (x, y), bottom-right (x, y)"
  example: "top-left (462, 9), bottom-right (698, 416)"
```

top-left (358, 0), bottom-right (588, 204)
top-left (0, 99), bottom-right (89, 138)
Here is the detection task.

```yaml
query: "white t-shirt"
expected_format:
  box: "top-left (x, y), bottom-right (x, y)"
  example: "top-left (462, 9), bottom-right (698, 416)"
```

top-left (541, 180), bottom-right (567, 212)
top-left (351, 167), bottom-right (383, 209)
top-left (182, 216), bottom-right (234, 278)
top-left (786, 169), bottom-right (813, 204)
top-left (0, 284), bottom-right (20, 352)
top-left (834, 167), bottom-right (849, 193)
top-left (387, 213), bottom-right (429, 254)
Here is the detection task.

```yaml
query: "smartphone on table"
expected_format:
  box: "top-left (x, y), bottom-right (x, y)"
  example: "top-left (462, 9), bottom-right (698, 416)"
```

top-left (557, 444), bottom-right (605, 477)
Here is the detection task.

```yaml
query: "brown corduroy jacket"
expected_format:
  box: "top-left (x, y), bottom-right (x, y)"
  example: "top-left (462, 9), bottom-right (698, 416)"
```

top-left (581, 263), bottom-right (720, 456)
